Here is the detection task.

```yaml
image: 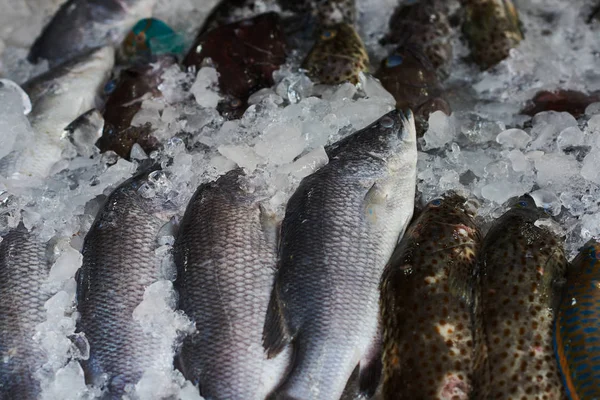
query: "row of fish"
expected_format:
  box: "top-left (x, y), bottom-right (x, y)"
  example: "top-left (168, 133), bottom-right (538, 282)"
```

top-left (7, 0), bottom-right (530, 178)
top-left (0, 108), bottom-right (417, 399)
top-left (5, 108), bottom-right (600, 400)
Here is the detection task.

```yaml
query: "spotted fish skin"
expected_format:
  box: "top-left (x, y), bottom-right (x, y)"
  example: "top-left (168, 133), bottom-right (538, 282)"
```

top-left (302, 23), bottom-right (369, 84)
top-left (380, 192), bottom-right (481, 400)
top-left (474, 194), bottom-right (568, 399)
top-left (384, 0), bottom-right (455, 77)
top-left (0, 227), bottom-right (50, 400)
top-left (461, 0), bottom-right (523, 70)
top-left (554, 240), bottom-right (600, 400)
top-left (376, 44), bottom-right (450, 137)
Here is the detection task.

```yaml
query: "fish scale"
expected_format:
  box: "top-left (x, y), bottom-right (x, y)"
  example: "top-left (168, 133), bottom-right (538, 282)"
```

top-left (174, 169), bottom-right (289, 400)
top-left (473, 195), bottom-right (568, 399)
top-left (555, 240), bottom-right (600, 399)
top-left (77, 170), bottom-right (172, 398)
top-left (380, 192), bottom-right (481, 400)
top-left (0, 227), bottom-right (50, 399)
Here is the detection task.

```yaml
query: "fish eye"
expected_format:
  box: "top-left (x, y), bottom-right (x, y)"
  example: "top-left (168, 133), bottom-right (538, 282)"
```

top-left (230, 98), bottom-right (242, 108)
top-left (517, 200), bottom-right (528, 208)
top-left (103, 80), bottom-right (117, 94)
top-left (136, 32), bottom-right (147, 43)
top-left (380, 116), bottom-right (394, 128)
top-left (430, 198), bottom-right (442, 206)
top-left (385, 54), bottom-right (404, 68)
top-left (321, 30), bottom-right (337, 40)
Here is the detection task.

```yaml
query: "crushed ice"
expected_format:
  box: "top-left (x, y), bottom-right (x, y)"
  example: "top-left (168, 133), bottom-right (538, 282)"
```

top-left (1, 0), bottom-right (600, 398)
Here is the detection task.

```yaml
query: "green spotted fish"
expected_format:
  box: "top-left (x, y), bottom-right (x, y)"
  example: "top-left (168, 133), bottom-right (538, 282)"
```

top-left (555, 240), bottom-right (600, 400)
top-left (461, 0), bottom-right (523, 70)
top-left (302, 23), bottom-right (369, 84)
top-left (380, 192), bottom-right (481, 399)
top-left (473, 194), bottom-right (568, 399)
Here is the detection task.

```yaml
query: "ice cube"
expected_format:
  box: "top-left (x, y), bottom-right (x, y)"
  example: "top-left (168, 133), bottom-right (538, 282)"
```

top-left (190, 67), bottom-right (222, 108)
top-left (279, 146), bottom-right (329, 179)
top-left (507, 150), bottom-right (531, 172)
top-left (48, 246), bottom-right (83, 284)
top-left (530, 111), bottom-right (578, 151)
top-left (218, 144), bottom-right (261, 172)
top-left (587, 114), bottom-right (600, 135)
top-left (534, 154), bottom-right (580, 187)
top-left (556, 126), bottom-right (584, 150)
top-left (481, 181), bottom-right (529, 204)
top-left (423, 111), bottom-right (456, 150)
top-left (496, 129), bottom-right (531, 149)
top-left (581, 150), bottom-right (600, 185)
top-left (530, 189), bottom-right (561, 216)
top-left (585, 102), bottom-right (600, 116)
top-left (254, 124), bottom-right (305, 165)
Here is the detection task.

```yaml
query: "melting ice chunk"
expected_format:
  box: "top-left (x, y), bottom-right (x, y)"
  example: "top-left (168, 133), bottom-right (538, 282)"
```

top-left (556, 126), bottom-right (584, 150)
top-left (254, 123), bottom-right (305, 165)
top-left (423, 111), bottom-right (456, 150)
top-left (190, 67), bottom-right (222, 108)
top-left (496, 128), bottom-right (531, 149)
top-left (529, 111), bottom-right (577, 151)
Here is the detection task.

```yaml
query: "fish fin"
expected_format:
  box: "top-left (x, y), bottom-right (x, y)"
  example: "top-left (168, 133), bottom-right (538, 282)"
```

top-left (259, 203), bottom-right (281, 253)
top-left (363, 182), bottom-right (389, 225)
top-left (358, 326), bottom-right (383, 397)
top-left (263, 284), bottom-right (291, 359)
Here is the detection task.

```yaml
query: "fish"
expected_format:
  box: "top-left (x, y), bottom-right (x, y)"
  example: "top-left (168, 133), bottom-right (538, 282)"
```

top-left (314, 0), bottom-right (357, 26)
top-left (461, 0), bottom-right (523, 70)
top-left (263, 109), bottom-right (418, 400)
top-left (97, 55), bottom-right (177, 159)
top-left (119, 18), bottom-right (185, 63)
top-left (0, 47), bottom-right (114, 180)
top-left (76, 168), bottom-right (176, 398)
top-left (173, 169), bottom-right (289, 400)
top-left (0, 226), bottom-right (51, 400)
top-left (376, 44), bottom-right (451, 136)
top-left (521, 90), bottom-right (600, 118)
top-left (383, 0), bottom-right (455, 77)
top-left (302, 23), bottom-right (369, 84)
top-left (184, 12), bottom-right (287, 120)
top-left (554, 240), bottom-right (600, 400)
top-left (28, 0), bottom-right (156, 68)
top-left (473, 194), bottom-right (568, 399)
top-left (379, 192), bottom-right (481, 399)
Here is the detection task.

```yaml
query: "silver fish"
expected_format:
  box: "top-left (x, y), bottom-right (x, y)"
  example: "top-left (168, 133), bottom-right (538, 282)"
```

top-left (28, 0), bottom-right (156, 68)
top-left (0, 47), bottom-right (114, 180)
top-left (0, 226), bottom-right (51, 399)
top-left (264, 109), bottom-right (418, 400)
top-left (174, 169), bottom-right (289, 400)
top-left (76, 168), bottom-right (175, 398)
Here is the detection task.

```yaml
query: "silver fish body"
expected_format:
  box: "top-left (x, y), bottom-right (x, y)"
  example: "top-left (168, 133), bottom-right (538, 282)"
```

top-left (0, 47), bottom-right (114, 180)
top-left (76, 169), bottom-right (173, 398)
top-left (174, 169), bottom-right (289, 400)
top-left (264, 109), bottom-right (418, 400)
top-left (0, 226), bottom-right (51, 399)
top-left (28, 0), bottom-right (155, 67)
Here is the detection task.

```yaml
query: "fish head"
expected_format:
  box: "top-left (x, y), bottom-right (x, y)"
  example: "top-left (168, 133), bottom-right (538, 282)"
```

top-left (502, 193), bottom-right (550, 222)
top-left (417, 192), bottom-right (481, 248)
top-left (302, 23), bottom-right (369, 84)
top-left (118, 168), bottom-right (180, 220)
top-left (570, 239), bottom-right (600, 279)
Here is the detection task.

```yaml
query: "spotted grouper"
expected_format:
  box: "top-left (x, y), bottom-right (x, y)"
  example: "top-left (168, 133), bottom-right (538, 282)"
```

top-left (473, 194), bottom-right (568, 399)
top-left (380, 192), bottom-right (482, 399)
top-left (460, 0), bottom-right (523, 70)
top-left (302, 23), bottom-right (369, 84)
top-left (555, 240), bottom-right (600, 399)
